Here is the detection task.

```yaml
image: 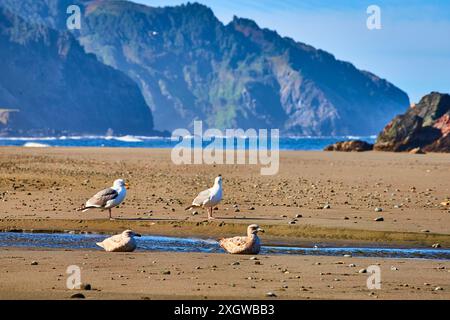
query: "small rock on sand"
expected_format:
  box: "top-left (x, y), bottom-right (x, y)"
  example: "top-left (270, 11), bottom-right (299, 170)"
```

top-left (374, 207), bottom-right (383, 212)
top-left (374, 217), bottom-right (384, 222)
top-left (31, 261), bottom-right (38, 265)
top-left (359, 268), bottom-right (367, 273)
top-left (70, 293), bottom-right (85, 299)
top-left (265, 292), bottom-right (277, 297)
top-left (81, 283), bottom-right (91, 290)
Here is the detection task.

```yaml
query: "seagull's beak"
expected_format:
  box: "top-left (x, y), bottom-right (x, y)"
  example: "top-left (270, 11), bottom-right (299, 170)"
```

top-left (257, 228), bottom-right (265, 233)
top-left (125, 183), bottom-right (130, 189)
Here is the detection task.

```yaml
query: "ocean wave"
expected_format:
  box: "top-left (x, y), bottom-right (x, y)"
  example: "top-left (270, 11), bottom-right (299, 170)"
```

top-left (23, 142), bottom-right (50, 147)
top-left (112, 135), bottom-right (144, 142)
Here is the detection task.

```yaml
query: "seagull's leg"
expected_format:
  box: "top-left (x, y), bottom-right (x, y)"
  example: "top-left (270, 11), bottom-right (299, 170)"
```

top-left (208, 207), bottom-right (214, 220)
top-left (109, 208), bottom-right (113, 220)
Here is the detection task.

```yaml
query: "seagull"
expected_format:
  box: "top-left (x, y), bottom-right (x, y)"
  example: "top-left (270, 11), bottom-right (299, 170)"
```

top-left (219, 224), bottom-right (264, 254)
top-left (77, 179), bottom-right (128, 220)
top-left (185, 175), bottom-right (222, 220)
top-left (96, 230), bottom-right (141, 252)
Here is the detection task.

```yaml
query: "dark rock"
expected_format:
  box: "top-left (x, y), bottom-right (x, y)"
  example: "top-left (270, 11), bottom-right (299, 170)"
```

top-left (375, 92), bottom-right (450, 152)
top-left (324, 140), bottom-right (373, 152)
top-left (70, 293), bottom-right (85, 299)
top-left (81, 283), bottom-right (91, 290)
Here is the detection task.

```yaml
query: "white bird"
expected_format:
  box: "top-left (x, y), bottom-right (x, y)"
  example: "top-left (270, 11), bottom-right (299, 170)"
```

top-left (77, 179), bottom-right (128, 220)
top-left (185, 175), bottom-right (222, 220)
top-left (219, 224), bottom-right (264, 254)
top-left (96, 230), bottom-right (141, 252)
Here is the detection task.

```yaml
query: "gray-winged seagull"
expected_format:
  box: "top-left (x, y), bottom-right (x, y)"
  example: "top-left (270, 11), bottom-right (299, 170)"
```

top-left (77, 179), bottom-right (128, 219)
top-left (185, 175), bottom-right (222, 220)
top-left (219, 224), bottom-right (264, 254)
top-left (96, 230), bottom-right (141, 252)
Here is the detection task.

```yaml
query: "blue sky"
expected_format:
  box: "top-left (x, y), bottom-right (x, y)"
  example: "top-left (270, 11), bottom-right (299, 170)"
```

top-left (135, 0), bottom-right (450, 103)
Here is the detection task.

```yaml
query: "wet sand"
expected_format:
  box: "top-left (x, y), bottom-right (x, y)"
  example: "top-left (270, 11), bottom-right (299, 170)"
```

top-left (1, 248), bottom-right (449, 300)
top-left (0, 147), bottom-right (450, 299)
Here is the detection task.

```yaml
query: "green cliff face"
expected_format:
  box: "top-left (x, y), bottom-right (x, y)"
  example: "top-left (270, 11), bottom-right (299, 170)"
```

top-left (0, 5), bottom-right (155, 136)
top-left (1, 0), bottom-right (410, 135)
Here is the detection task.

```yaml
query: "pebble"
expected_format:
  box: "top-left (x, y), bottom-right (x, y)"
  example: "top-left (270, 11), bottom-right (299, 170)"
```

top-left (231, 262), bottom-right (240, 266)
top-left (358, 268), bottom-right (367, 273)
top-left (348, 264), bottom-right (356, 267)
top-left (390, 266), bottom-right (399, 271)
top-left (323, 204), bottom-right (331, 209)
top-left (434, 287), bottom-right (443, 291)
top-left (265, 292), bottom-right (277, 297)
top-left (161, 270), bottom-right (171, 275)
top-left (374, 217), bottom-right (384, 222)
top-left (192, 211), bottom-right (198, 216)
top-left (31, 261), bottom-right (38, 266)
top-left (374, 207), bottom-right (383, 212)
top-left (81, 283), bottom-right (91, 290)
top-left (295, 214), bottom-right (302, 218)
top-left (70, 293), bottom-right (85, 299)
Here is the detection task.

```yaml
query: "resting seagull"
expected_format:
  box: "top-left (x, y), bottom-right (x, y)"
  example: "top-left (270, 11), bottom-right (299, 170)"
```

top-left (219, 224), bottom-right (264, 254)
top-left (185, 175), bottom-right (222, 220)
top-left (77, 179), bottom-right (128, 220)
top-left (96, 230), bottom-right (141, 252)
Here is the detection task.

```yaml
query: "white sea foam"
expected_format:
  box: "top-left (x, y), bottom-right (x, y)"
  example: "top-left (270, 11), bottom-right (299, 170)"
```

top-left (23, 142), bottom-right (50, 148)
top-left (113, 135), bottom-right (144, 142)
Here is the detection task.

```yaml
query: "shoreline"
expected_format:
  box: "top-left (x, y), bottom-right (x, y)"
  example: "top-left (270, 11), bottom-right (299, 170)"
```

top-left (1, 147), bottom-right (450, 299)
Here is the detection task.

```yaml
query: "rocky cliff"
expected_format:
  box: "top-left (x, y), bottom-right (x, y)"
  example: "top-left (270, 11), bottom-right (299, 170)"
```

top-left (375, 92), bottom-right (450, 152)
top-left (0, 6), bottom-right (155, 136)
top-left (1, 0), bottom-right (410, 135)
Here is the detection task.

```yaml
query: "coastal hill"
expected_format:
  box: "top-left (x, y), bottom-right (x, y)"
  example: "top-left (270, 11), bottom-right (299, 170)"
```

top-left (1, 0), bottom-right (410, 136)
top-left (0, 6), bottom-right (155, 136)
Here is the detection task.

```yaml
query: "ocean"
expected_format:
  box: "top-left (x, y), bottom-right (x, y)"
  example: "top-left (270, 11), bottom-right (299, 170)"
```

top-left (0, 135), bottom-right (376, 151)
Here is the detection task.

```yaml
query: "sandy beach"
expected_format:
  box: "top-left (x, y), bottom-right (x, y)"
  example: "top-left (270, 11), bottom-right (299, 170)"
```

top-left (1, 147), bottom-right (450, 299)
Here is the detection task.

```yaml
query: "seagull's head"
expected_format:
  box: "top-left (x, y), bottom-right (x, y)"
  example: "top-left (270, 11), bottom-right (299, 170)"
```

top-left (248, 224), bottom-right (264, 235)
top-left (122, 229), bottom-right (141, 238)
top-left (113, 179), bottom-right (129, 189)
top-left (215, 175), bottom-right (222, 185)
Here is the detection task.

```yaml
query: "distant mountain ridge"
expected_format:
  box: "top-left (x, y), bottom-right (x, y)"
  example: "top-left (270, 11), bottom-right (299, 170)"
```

top-left (0, 5), bottom-right (156, 136)
top-left (0, 0), bottom-right (410, 136)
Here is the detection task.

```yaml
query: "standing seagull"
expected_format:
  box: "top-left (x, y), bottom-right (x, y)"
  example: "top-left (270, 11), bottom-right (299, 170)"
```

top-left (77, 179), bottom-right (128, 220)
top-left (219, 224), bottom-right (264, 254)
top-left (185, 175), bottom-right (222, 220)
top-left (96, 230), bottom-right (141, 252)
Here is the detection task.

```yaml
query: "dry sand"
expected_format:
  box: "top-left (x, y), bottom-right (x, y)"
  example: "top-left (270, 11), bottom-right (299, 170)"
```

top-left (0, 147), bottom-right (450, 299)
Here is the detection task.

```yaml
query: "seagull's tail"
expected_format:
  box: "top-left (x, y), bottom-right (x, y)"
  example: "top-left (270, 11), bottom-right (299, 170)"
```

top-left (76, 204), bottom-right (95, 212)
top-left (96, 242), bottom-right (104, 249)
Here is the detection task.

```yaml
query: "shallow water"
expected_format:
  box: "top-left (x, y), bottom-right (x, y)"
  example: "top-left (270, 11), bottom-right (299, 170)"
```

top-left (0, 232), bottom-right (449, 260)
